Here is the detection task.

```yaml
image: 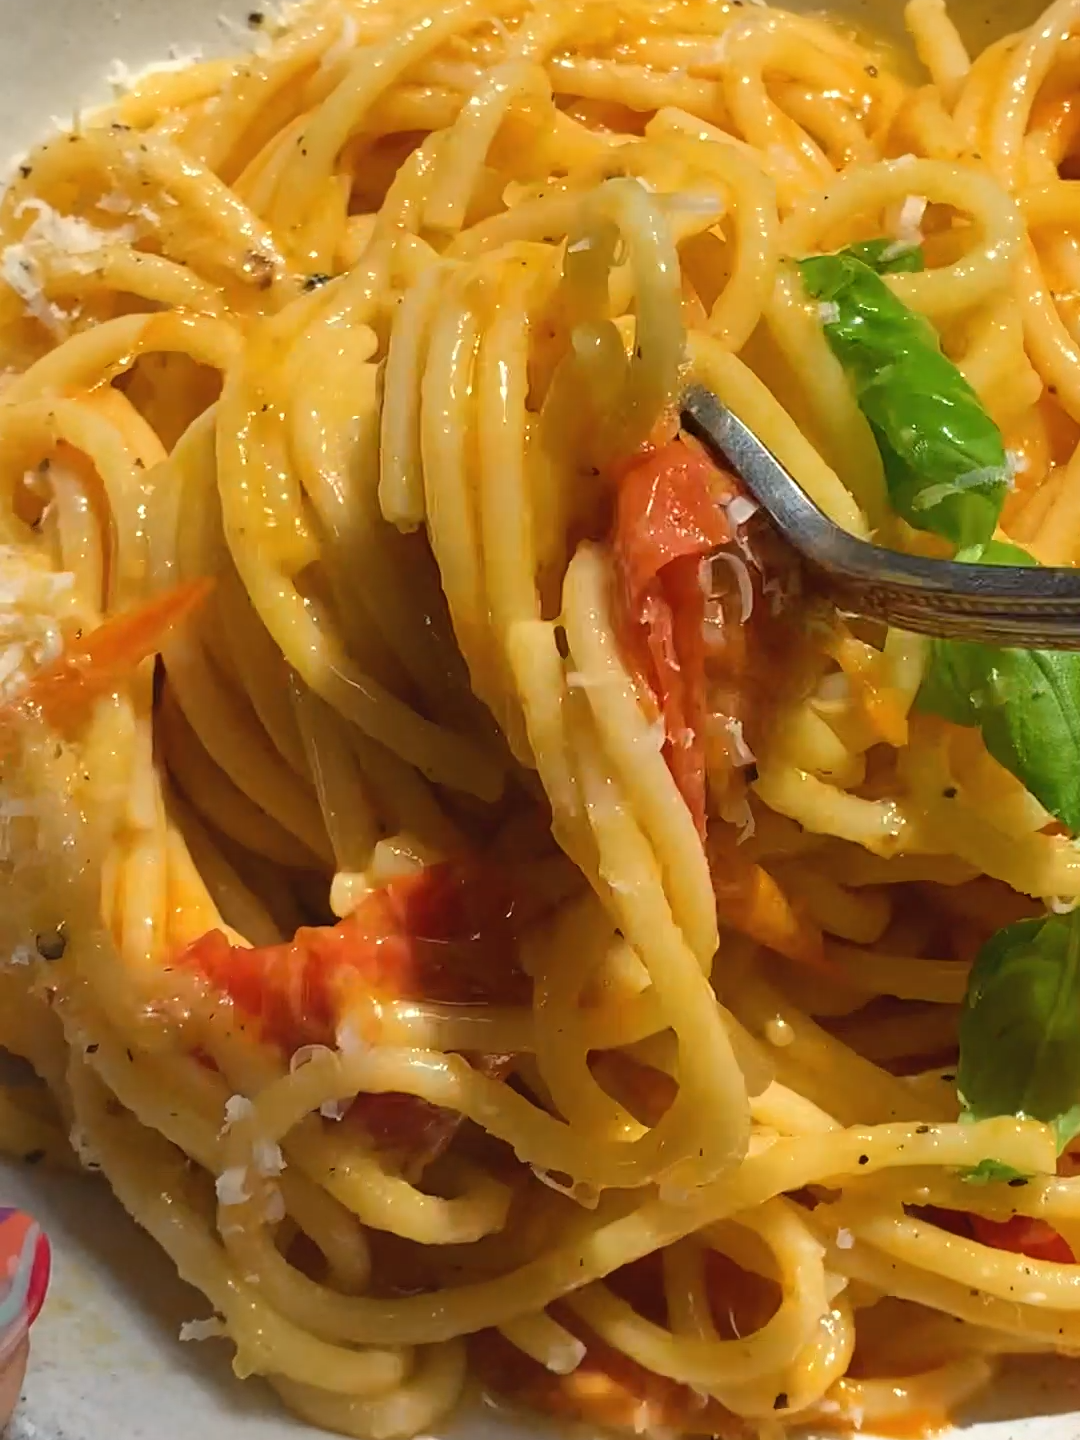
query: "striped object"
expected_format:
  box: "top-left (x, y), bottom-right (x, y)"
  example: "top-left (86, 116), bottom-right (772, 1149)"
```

top-left (0, 1209), bottom-right (49, 1342)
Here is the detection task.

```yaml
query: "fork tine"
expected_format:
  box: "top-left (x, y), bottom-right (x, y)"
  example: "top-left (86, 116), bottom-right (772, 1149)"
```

top-left (680, 385), bottom-right (1080, 652)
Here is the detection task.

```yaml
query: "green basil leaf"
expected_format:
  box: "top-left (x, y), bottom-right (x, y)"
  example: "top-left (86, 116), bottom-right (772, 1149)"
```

top-left (958, 910), bottom-right (1080, 1151)
top-left (955, 540), bottom-right (1032, 567)
top-left (842, 238), bottom-right (926, 274)
top-left (959, 1158), bottom-right (1032, 1185)
top-left (799, 251), bottom-right (1008, 547)
top-left (917, 541), bottom-right (1080, 832)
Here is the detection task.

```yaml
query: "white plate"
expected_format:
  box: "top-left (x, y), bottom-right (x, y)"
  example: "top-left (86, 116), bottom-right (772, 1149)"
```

top-left (0, 0), bottom-right (1077, 1435)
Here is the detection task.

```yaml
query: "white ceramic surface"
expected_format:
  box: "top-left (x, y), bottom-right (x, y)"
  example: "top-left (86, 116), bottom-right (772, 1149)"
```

top-left (0, 0), bottom-right (1078, 1435)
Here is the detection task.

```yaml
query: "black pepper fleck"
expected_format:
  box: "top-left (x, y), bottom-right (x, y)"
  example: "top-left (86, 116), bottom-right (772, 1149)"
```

top-left (942, 785), bottom-right (958, 798)
top-left (86, 1043), bottom-right (99, 1055)
top-left (18, 164), bottom-right (31, 179)
top-left (247, 8), bottom-right (265, 23)
top-left (23, 1150), bottom-right (45, 1166)
top-left (865, 63), bottom-right (878, 77)
top-left (773, 1394), bottom-right (788, 1411)
top-left (915, 1125), bottom-right (930, 1134)
top-left (858, 1154), bottom-right (869, 1165)
top-left (302, 272), bottom-right (332, 292)
top-left (36, 925), bottom-right (67, 961)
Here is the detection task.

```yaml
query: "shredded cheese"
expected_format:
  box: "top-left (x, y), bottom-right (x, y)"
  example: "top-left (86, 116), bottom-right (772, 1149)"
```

top-left (106, 46), bottom-right (205, 93)
top-left (252, 1138), bottom-right (285, 1176)
top-left (215, 1166), bottom-right (251, 1205)
top-left (179, 1317), bottom-right (226, 1342)
top-left (220, 1094), bottom-right (254, 1134)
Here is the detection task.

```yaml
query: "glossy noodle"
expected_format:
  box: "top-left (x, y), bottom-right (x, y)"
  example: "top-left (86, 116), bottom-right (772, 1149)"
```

top-left (3, 0), bottom-right (1080, 1435)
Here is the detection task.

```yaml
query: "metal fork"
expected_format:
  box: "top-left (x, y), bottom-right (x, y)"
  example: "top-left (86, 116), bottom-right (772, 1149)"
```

top-left (681, 385), bottom-right (1080, 651)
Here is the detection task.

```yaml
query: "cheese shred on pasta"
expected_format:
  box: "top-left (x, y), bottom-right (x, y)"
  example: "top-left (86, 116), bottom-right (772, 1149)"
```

top-left (1, 0), bottom-right (1080, 1436)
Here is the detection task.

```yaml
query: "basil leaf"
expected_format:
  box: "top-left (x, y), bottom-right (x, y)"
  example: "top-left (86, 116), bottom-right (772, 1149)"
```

top-left (958, 910), bottom-right (1080, 1151)
top-left (955, 540), bottom-right (1032, 567)
top-left (959, 1158), bottom-right (1032, 1185)
top-left (842, 238), bottom-right (926, 275)
top-left (918, 541), bottom-right (1080, 832)
top-left (799, 251), bottom-right (1008, 547)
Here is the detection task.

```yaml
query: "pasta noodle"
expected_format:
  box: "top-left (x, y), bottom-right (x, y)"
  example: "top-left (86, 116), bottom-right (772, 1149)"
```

top-left (2, 0), bottom-right (1080, 1436)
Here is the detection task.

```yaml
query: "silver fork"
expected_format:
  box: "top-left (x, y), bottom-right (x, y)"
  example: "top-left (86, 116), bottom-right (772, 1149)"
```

top-left (681, 385), bottom-right (1080, 652)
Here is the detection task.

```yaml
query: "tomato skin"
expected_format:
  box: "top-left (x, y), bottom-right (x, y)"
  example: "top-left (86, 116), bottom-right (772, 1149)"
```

top-left (180, 862), bottom-right (529, 1167)
top-left (612, 439), bottom-right (731, 837)
top-left (20, 578), bottom-right (212, 731)
top-left (970, 1214), bottom-right (1075, 1263)
top-left (614, 440), bottom-right (731, 601)
top-left (181, 862), bottom-right (529, 1052)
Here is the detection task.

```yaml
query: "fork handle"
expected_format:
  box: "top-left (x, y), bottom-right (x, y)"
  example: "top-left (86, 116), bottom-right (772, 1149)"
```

top-left (681, 385), bottom-right (1080, 651)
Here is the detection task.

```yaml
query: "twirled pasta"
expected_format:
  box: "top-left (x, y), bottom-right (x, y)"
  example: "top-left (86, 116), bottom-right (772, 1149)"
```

top-left (2, 1), bottom-right (1080, 1437)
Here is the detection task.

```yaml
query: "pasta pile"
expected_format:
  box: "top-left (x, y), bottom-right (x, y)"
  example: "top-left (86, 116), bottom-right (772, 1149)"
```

top-left (3, 0), bottom-right (1080, 1435)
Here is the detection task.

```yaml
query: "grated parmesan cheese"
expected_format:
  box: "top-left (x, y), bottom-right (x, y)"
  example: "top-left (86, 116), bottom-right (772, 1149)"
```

top-left (289, 1042), bottom-right (336, 1073)
top-left (179, 1317), bottom-right (226, 1342)
top-left (15, 199), bottom-right (131, 266)
top-left (719, 791), bottom-right (755, 844)
top-left (252, 1139), bottom-right (285, 1177)
top-left (106, 46), bottom-right (205, 93)
top-left (264, 1187), bottom-right (287, 1224)
top-left (705, 551), bottom-right (754, 622)
top-left (895, 193), bottom-right (927, 246)
top-left (1, 245), bottom-right (68, 333)
top-left (215, 1166), bottom-right (251, 1206)
top-left (220, 1094), bottom-right (254, 1134)
top-left (712, 714), bottom-right (756, 768)
top-left (1, 200), bottom-right (133, 332)
top-left (835, 1227), bottom-right (855, 1250)
top-left (724, 493), bottom-right (759, 529)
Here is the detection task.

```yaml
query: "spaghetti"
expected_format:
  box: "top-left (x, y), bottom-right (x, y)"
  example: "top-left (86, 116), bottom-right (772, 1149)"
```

top-left (1, 0), bottom-right (1080, 1435)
